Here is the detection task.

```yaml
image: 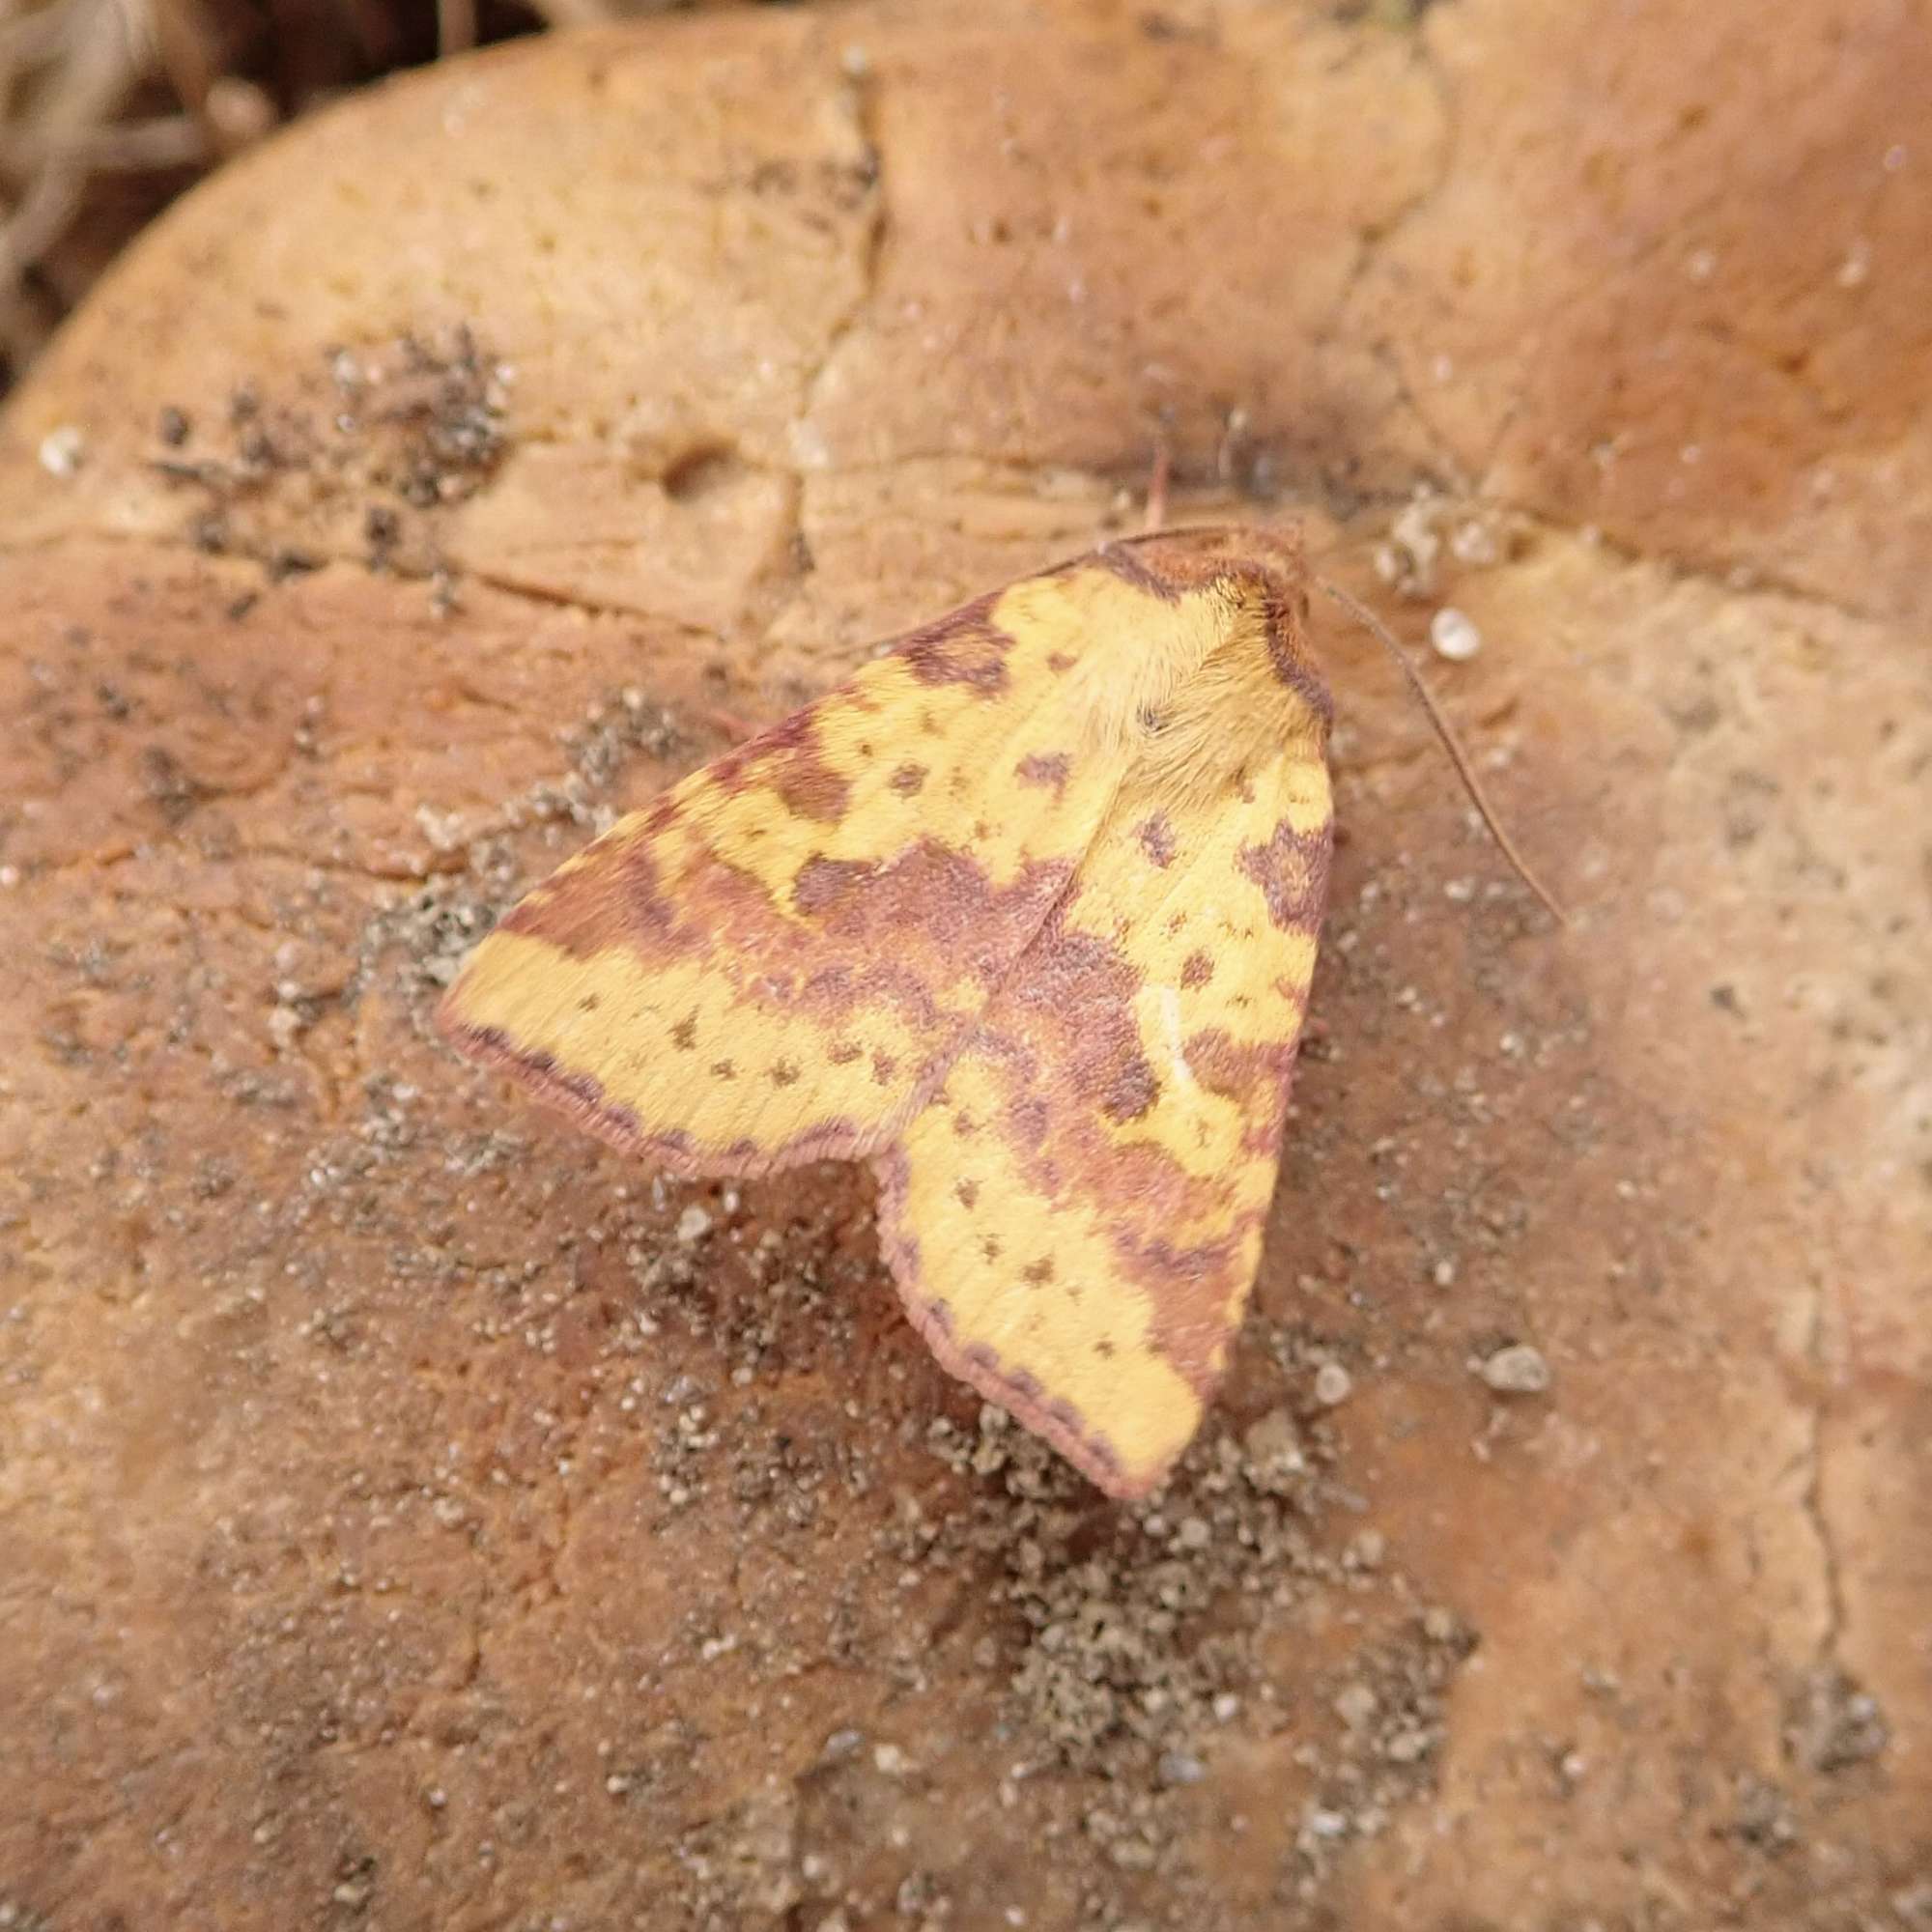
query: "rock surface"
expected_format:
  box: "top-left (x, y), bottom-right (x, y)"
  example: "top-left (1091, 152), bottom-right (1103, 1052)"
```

top-left (1, 5), bottom-right (1925, 1927)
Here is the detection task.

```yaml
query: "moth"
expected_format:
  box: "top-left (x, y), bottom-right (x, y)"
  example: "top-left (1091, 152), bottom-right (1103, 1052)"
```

top-left (438, 526), bottom-right (1558, 1499)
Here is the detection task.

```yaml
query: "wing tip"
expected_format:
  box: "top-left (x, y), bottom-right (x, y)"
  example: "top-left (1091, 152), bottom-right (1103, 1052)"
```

top-left (895, 1282), bottom-right (1176, 1501)
top-left (870, 1149), bottom-right (1182, 1502)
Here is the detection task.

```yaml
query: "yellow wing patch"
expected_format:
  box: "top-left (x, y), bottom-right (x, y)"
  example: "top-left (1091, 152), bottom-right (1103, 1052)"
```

top-left (440, 582), bottom-right (1126, 1175)
top-left (879, 739), bottom-right (1332, 1497)
top-left (440, 526), bottom-right (1336, 1497)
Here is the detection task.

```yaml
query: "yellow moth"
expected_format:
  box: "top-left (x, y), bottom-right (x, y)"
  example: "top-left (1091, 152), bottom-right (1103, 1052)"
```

top-left (438, 526), bottom-right (1557, 1499)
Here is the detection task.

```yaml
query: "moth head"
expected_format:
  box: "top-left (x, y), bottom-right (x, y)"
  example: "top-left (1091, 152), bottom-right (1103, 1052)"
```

top-left (1103, 525), bottom-right (1334, 748)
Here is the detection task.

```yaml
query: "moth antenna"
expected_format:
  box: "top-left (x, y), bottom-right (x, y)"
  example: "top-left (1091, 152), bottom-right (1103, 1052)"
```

top-left (1317, 578), bottom-right (1569, 925)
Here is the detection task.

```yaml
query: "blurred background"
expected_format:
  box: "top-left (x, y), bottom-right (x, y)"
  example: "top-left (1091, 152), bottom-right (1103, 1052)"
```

top-left (0, 0), bottom-right (790, 395)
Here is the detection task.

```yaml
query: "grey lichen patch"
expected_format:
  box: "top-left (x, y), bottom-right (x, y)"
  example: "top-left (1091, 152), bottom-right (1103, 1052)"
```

top-left (151, 327), bottom-right (513, 585)
top-left (890, 1385), bottom-right (1484, 1915)
top-left (1288, 1609), bottom-right (1477, 1893)
top-left (674, 1777), bottom-right (803, 1923)
top-left (354, 685), bottom-right (682, 1013)
top-left (1782, 1665), bottom-right (1889, 1775)
top-left (927, 1404), bottom-right (1341, 1769)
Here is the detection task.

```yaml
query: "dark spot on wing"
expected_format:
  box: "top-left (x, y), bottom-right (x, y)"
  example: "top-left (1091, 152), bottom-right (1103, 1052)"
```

top-left (1237, 818), bottom-right (1333, 931)
top-left (1138, 812), bottom-right (1178, 868)
top-left (1016, 752), bottom-right (1071, 797)
top-left (1102, 1056), bottom-right (1160, 1123)
top-left (897, 602), bottom-right (1014, 695)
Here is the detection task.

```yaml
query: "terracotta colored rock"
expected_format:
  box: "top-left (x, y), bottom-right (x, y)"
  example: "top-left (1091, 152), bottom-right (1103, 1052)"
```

top-left (1, 6), bottom-right (1924, 1928)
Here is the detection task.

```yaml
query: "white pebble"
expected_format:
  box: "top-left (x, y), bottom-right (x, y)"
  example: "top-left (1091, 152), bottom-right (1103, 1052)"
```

top-left (39, 425), bottom-right (86, 476)
top-left (1429, 606), bottom-right (1482, 662)
top-left (1479, 1344), bottom-right (1551, 1395)
top-left (674, 1205), bottom-right (713, 1244)
top-left (1314, 1361), bottom-right (1353, 1406)
top-left (1334, 1682), bottom-right (1378, 1729)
